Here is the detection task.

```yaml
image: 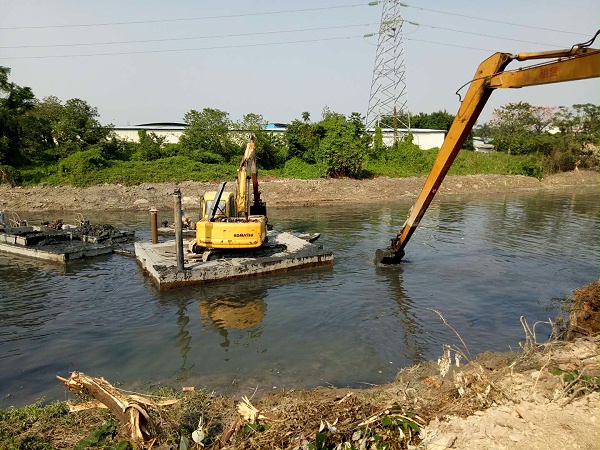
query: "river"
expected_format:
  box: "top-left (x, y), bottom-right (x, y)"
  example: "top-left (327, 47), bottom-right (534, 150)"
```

top-left (0, 190), bottom-right (598, 408)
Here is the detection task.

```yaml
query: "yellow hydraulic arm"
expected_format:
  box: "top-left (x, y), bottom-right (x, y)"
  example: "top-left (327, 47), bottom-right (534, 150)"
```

top-left (377, 34), bottom-right (599, 264)
top-left (236, 134), bottom-right (267, 218)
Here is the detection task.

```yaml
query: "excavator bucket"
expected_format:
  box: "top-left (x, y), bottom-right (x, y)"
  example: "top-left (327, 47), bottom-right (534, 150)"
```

top-left (375, 246), bottom-right (405, 265)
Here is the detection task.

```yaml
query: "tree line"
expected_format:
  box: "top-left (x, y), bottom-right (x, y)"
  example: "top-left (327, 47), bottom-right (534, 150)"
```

top-left (0, 65), bottom-right (597, 186)
top-left (476, 102), bottom-right (599, 172)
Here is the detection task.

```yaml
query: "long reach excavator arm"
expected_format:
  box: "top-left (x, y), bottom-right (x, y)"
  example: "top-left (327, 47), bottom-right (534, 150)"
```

top-left (376, 32), bottom-right (600, 264)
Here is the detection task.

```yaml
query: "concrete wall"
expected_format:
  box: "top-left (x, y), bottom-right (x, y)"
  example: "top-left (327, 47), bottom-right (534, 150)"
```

top-left (112, 125), bottom-right (286, 145)
top-left (377, 128), bottom-right (446, 150)
top-left (112, 126), bottom-right (185, 144)
top-left (113, 124), bottom-right (446, 151)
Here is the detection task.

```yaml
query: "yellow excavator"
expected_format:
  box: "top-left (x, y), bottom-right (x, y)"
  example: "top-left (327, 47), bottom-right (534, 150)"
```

top-left (190, 134), bottom-right (268, 258)
top-left (377, 31), bottom-right (600, 264)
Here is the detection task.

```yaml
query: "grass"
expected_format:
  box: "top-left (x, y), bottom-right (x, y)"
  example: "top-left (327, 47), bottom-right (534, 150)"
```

top-left (364, 145), bottom-right (545, 179)
top-left (0, 388), bottom-right (215, 450)
top-left (13, 147), bottom-right (549, 188)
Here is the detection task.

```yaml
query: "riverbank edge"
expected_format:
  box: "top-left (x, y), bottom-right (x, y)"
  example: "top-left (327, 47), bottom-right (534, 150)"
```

top-left (0, 170), bottom-right (597, 213)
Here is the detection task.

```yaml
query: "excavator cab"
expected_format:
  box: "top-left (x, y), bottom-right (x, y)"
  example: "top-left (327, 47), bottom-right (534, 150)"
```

top-left (200, 191), bottom-right (235, 220)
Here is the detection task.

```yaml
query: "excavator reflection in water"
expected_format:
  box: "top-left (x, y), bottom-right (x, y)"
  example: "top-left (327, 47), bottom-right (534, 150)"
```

top-left (198, 297), bottom-right (266, 349)
top-left (377, 31), bottom-right (600, 264)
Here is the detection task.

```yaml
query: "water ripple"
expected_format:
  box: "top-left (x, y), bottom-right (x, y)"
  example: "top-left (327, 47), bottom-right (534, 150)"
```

top-left (0, 192), bottom-right (598, 406)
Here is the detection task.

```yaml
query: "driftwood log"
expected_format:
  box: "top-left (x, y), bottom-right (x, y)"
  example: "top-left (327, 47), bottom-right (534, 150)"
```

top-left (57, 371), bottom-right (178, 442)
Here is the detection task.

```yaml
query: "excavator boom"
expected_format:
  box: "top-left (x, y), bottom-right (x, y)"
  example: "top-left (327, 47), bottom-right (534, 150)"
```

top-left (377, 35), bottom-right (599, 264)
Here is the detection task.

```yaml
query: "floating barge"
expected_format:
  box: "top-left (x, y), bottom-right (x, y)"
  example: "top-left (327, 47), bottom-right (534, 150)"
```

top-left (0, 224), bottom-right (134, 263)
top-left (135, 229), bottom-right (333, 289)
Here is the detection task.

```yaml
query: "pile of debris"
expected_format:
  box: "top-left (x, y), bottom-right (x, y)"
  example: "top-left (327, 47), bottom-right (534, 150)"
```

top-left (0, 212), bottom-right (135, 262)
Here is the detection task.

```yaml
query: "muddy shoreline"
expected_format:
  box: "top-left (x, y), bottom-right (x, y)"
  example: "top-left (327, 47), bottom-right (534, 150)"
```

top-left (0, 171), bottom-right (597, 213)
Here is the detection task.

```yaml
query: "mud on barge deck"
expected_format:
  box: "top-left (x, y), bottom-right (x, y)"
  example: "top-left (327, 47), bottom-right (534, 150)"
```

top-left (135, 229), bottom-right (333, 289)
top-left (0, 224), bottom-right (134, 263)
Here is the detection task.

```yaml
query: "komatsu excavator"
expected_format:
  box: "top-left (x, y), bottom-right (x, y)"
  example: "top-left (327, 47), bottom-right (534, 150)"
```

top-left (190, 134), bottom-right (268, 259)
top-left (376, 31), bottom-right (600, 264)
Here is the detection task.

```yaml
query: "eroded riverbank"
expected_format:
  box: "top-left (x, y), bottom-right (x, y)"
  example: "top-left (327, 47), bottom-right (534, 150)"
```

top-left (0, 171), bottom-right (597, 213)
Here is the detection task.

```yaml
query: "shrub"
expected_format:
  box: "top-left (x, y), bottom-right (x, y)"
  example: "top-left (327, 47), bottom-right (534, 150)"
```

top-left (57, 147), bottom-right (109, 185)
top-left (192, 150), bottom-right (225, 164)
top-left (278, 157), bottom-right (324, 179)
top-left (316, 120), bottom-right (366, 178)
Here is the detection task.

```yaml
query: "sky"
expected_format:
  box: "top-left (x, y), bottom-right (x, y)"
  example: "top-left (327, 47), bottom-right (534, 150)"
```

top-left (1, 0), bottom-right (598, 127)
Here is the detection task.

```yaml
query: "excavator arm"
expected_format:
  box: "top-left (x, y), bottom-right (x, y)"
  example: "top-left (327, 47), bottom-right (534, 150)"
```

top-left (376, 35), bottom-right (599, 264)
top-left (236, 134), bottom-right (267, 217)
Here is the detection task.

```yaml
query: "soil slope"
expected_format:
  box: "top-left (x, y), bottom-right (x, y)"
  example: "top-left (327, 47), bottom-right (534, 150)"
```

top-left (0, 171), bottom-right (597, 213)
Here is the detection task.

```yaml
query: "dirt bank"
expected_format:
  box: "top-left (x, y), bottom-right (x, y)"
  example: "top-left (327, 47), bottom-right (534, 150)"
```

top-left (2, 283), bottom-right (597, 450)
top-left (0, 171), bottom-right (597, 213)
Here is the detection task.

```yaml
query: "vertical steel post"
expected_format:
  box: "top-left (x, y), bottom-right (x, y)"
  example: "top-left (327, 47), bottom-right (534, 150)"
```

top-left (173, 189), bottom-right (184, 271)
top-left (150, 207), bottom-right (158, 244)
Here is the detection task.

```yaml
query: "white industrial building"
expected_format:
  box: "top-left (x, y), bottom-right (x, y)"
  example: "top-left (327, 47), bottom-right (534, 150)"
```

top-left (112, 123), bottom-right (446, 151)
top-left (370, 128), bottom-right (446, 150)
top-left (112, 122), bottom-right (187, 144)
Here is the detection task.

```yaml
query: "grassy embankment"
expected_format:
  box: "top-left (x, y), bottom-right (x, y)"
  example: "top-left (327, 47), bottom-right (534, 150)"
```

top-left (16, 144), bottom-right (544, 188)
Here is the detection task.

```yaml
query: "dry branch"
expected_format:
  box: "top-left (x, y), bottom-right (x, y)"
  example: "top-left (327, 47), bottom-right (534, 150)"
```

top-left (57, 371), bottom-right (178, 442)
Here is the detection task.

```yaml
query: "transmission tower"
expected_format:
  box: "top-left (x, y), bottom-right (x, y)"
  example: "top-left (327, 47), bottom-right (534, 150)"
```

top-left (366, 0), bottom-right (410, 137)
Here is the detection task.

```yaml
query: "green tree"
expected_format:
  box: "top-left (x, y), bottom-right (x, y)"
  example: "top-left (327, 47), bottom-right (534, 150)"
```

top-left (473, 122), bottom-right (492, 142)
top-left (49, 98), bottom-right (111, 161)
top-left (180, 108), bottom-right (235, 161)
top-left (19, 96), bottom-right (63, 163)
top-left (284, 118), bottom-right (321, 163)
top-left (411, 110), bottom-right (454, 131)
top-left (373, 125), bottom-right (385, 155)
top-left (347, 112), bottom-right (366, 137)
top-left (135, 130), bottom-right (166, 161)
top-left (553, 106), bottom-right (576, 134)
top-left (316, 108), bottom-right (367, 178)
top-left (54, 98), bottom-right (108, 145)
top-left (487, 102), bottom-right (552, 155)
top-left (573, 103), bottom-right (599, 137)
top-left (547, 103), bottom-right (599, 172)
top-left (0, 66), bottom-right (35, 167)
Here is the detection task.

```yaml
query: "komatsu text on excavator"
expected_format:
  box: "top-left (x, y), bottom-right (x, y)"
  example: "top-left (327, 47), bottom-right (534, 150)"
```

top-left (189, 134), bottom-right (268, 260)
top-left (376, 31), bottom-right (600, 264)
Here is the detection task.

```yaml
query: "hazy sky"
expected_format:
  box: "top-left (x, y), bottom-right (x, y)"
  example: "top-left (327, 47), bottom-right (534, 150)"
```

top-left (1, 1), bottom-right (598, 127)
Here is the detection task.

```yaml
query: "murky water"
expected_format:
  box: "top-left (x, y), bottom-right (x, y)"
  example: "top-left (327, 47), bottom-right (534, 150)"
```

top-left (1, 191), bottom-right (598, 407)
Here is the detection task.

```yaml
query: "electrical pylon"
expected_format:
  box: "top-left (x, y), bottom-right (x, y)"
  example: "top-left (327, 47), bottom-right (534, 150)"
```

top-left (366, 0), bottom-right (410, 137)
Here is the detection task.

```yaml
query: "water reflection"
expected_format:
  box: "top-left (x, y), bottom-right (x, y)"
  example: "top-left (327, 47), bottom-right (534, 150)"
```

top-left (199, 297), bottom-right (266, 348)
top-left (375, 263), bottom-right (427, 365)
top-left (175, 303), bottom-right (193, 373)
top-left (0, 192), bottom-right (597, 407)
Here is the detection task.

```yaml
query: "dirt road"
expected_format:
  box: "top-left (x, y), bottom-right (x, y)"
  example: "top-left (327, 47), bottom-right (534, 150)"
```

top-left (0, 171), bottom-right (597, 213)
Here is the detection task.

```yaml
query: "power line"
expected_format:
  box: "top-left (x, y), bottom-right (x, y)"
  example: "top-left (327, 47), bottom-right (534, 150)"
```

top-left (398, 2), bottom-right (591, 37)
top-left (2, 20), bottom-right (594, 61)
top-left (404, 21), bottom-right (562, 48)
top-left (517, 0), bottom-right (597, 11)
top-left (0, 3), bottom-right (369, 30)
top-left (404, 37), bottom-right (496, 53)
top-left (0, 35), bottom-right (367, 60)
top-left (0, 23), bottom-right (378, 49)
